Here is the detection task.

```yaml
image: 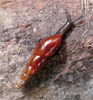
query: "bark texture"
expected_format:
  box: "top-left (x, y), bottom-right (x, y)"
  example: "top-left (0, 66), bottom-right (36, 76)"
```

top-left (0, 0), bottom-right (93, 100)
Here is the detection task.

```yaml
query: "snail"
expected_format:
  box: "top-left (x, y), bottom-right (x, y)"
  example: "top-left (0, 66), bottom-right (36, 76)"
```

top-left (16, 9), bottom-right (82, 89)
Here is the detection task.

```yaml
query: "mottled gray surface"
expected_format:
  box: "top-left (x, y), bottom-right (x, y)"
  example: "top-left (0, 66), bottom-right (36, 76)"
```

top-left (0, 0), bottom-right (93, 100)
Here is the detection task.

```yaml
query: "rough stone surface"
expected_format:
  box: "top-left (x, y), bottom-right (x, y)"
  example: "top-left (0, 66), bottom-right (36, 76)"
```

top-left (0, 0), bottom-right (93, 100)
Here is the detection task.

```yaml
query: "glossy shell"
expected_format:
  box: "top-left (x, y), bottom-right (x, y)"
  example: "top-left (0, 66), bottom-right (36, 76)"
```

top-left (16, 34), bottom-right (62, 89)
top-left (16, 9), bottom-right (82, 89)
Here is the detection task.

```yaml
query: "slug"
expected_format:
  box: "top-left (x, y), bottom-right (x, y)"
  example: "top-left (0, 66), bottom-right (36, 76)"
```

top-left (16, 9), bottom-right (82, 89)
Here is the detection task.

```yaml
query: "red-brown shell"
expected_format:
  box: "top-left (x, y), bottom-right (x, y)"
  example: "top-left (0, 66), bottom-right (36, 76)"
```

top-left (16, 34), bottom-right (62, 89)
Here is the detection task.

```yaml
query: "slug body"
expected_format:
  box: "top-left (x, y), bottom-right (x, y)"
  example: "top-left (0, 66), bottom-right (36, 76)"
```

top-left (16, 9), bottom-right (82, 89)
